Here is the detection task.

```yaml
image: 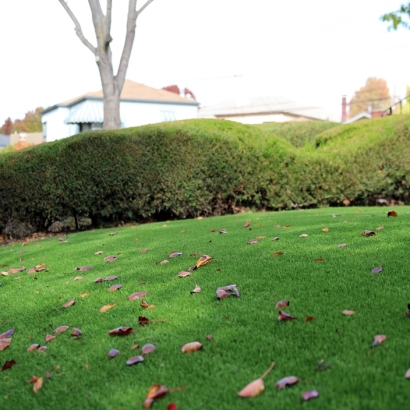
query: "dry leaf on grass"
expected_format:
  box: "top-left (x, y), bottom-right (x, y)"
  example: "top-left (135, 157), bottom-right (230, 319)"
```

top-left (141, 344), bottom-right (157, 354)
top-left (108, 284), bottom-right (122, 292)
top-left (62, 298), bottom-right (75, 308)
top-left (0, 329), bottom-right (14, 339)
top-left (45, 334), bottom-right (56, 343)
top-left (190, 284), bottom-right (201, 294)
top-left (105, 275), bottom-right (118, 281)
top-left (138, 316), bottom-right (150, 325)
top-left (243, 221), bottom-right (251, 228)
top-left (275, 376), bottom-right (299, 389)
top-left (143, 384), bottom-right (169, 409)
top-left (387, 210), bottom-right (398, 217)
top-left (278, 311), bottom-right (297, 321)
top-left (322, 227), bottom-right (329, 232)
top-left (128, 291), bottom-right (148, 301)
top-left (169, 252), bottom-right (182, 258)
top-left (71, 327), bottom-right (82, 337)
top-left (109, 327), bottom-right (133, 336)
top-left (1, 359), bottom-right (16, 372)
top-left (372, 266), bottom-right (383, 274)
top-left (272, 252), bottom-right (283, 257)
top-left (104, 255), bottom-right (118, 262)
top-left (181, 341), bottom-right (203, 353)
top-left (53, 326), bottom-right (69, 334)
top-left (372, 334), bottom-right (386, 347)
top-left (275, 300), bottom-right (289, 309)
top-left (342, 310), bottom-right (355, 316)
top-left (27, 344), bottom-right (40, 352)
top-left (100, 303), bottom-right (117, 313)
top-left (300, 234), bottom-right (308, 238)
top-left (196, 254), bottom-right (213, 268)
top-left (302, 390), bottom-right (319, 401)
top-left (247, 239), bottom-right (258, 245)
top-left (238, 362), bottom-right (275, 398)
top-left (178, 271), bottom-right (191, 278)
top-left (362, 230), bottom-right (376, 237)
top-left (126, 355), bottom-right (144, 366)
top-left (108, 349), bottom-right (120, 358)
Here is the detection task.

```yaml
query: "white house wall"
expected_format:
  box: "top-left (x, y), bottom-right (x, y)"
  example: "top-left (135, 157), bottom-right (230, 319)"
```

top-left (120, 101), bottom-right (198, 128)
top-left (42, 107), bottom-right (79, 142)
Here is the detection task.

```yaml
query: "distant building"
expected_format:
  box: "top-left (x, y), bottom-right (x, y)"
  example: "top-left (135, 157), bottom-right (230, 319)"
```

top-left (0, 134), bottom-right (10, 150)
top-left (41, 79), bottom-right (199, 142)
top-left (198, 96), bottom-right (332, 124)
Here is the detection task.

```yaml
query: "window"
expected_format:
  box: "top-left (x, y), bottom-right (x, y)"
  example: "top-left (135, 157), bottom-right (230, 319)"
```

top-left (161, 111), bottom-right (176, 122)
top-left (79, 123), bottom-right (92, 133)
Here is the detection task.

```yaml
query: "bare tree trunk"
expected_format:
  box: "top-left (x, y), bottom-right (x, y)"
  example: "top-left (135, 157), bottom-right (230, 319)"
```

top-left (58, 0), bottom-right (155, 130)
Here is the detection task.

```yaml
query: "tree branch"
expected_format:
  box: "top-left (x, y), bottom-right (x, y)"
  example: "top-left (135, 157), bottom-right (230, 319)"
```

top-left (116, 0), bottom-right (154, 89)
top-left (105, 0), bottom-right (113, 41)
top-left (57, 0), bottom-right (96, 54)
top-left (137, 0), bottom-right (155, 16)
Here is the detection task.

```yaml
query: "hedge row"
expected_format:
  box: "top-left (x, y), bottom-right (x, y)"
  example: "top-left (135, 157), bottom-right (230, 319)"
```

top-left (0, 116), bottom-right (409, 236)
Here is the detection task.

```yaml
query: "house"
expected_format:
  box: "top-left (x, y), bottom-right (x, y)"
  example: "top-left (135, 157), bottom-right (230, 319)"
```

top-left (197, 96), bottom-right (332, 124)
top-left (41, 79), bottom-right (199, 142)
top-left (10, 132), bottom-right (43, 146)
top-left (341, 95), bottom-right (384, 124)
top-left (0, 134), bottom-right (10, 150)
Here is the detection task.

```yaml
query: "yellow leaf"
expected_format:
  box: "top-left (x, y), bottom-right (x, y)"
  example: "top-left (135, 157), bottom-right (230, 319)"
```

top-left (99, 303), bottom-right (117, 313)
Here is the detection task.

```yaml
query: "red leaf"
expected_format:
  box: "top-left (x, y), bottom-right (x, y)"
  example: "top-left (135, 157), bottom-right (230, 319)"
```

top-left (126, 355), bottom-right (144, 366)
top-left (94, 277), bottom-right (103, 283)
top-left (167, 403), bottom-right (177, 410)
top-left (0, 339), bottom-right (11, 351)
top-left (138, 316), bottom-right (150, 325)
top-left (278, 311), bottom-right (297, 321)
top-left (1, 359), bottom-right (16, 372)
top-left (108, 327), bottom-right (133, 336)
top-left (362, 230), bottom-right (376, 237)
top-left (128, 291), bottom-right (148, 301)
top-left (37, 346), bottom-right (47, 352)
top-left (305, 316), bottom-right (315, 322)
top-left (144, 384), bottom-right (169, 409)
top-left (387, 210), bottom-right (398, 217)
top-left (62, 298), bottom-right (75, 308)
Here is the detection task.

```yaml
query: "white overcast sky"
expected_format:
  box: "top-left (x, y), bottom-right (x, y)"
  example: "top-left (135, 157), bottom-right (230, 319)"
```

top-left (1, 0), bottom-right (409, 122)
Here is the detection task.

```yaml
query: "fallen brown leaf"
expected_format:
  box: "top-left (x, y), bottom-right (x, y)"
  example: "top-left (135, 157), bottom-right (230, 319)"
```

top-left (247, 239), bottom-right (258, 245)
top-left (181, 341), bottom-right (203, 353)
top-left (141, 344), bottom-right (157, 355)
top-left (322, 227), bottom-right (329, 232)
top-left (243, 221), bottom-right (251, 228)
top-left (275, 300), bottom-right (289, 309)
top-left (62, 298), bottom-right (75, 308)
top-left (138, 316), bottom-right (150, 325)
top-left (33, 377), bottom-right (43, 393)
top-left (104, 255), bottom-right (118, 262)
top-left (342, 310), bottom-right (355, 316)
top-left (126, 355), bottom-right (144, 366)
top-left (53, 326), bottom-right (69, 334)
top-left (405, 368), bottom-right (410, 379)
top-left (372, 334), bottom-right (386, 347)
top-left (169, 252), bottom-right (182, 258)
top-left (105, 275), bottom-right (119, 281)
top-left (144, 384), bottom-right (169, 409)
top-left (362, 230), bottom-right (376, 237)
top-left (71, 327), bottom-right (82, 337)
top-left (314, 258), bottom-right (325, 262)
top-left (159, 260), bottom-right (169, 265)
top-left (1, 359), bottom-right (16, 372)
top-left (128, 291), bottom-right (148, 301)
top-left (238, 362), bottom-right (275, 398)
top-left (178, 271), bottom-right (191, 278)
top-left (302, 390), bottom-right (319, 401)
top-left (108, 349), bottom-right (120, 358)
top-left (196, 254), bottom-right (213, 268)
top-left (305, 316), bottom-right (315, 322)
top-left (74, 276), bottom-right (83, 281)
top-left (95, 251), bottom-right (104, 255)
top-left (0, 329), bottom-right (14, 339)
top-left (272, 252), bottom-right (283, 257)
top-left (27, 344), bottom-right (40, 352)
top-left (190, 284), bottom-right (201, 294)
top-left (94, 277), bottom-right (103, 283)
top-left (45, 334), bottom-right (56, 343)
top-left (108, 284), bottom-right (122, 292)
top-left (372, 266), bottom-right (383, 274)
top-left (108, 327), bottom-right (134, 336)
top-left (272, 237), bottom-right (280, 241)
top-left (338, 244), bottom-right (347, 248)
top-left (278, 311), bottom-right (297, 321)
top-left (376, 226), bottom-right (384, 231)
top-left (387, 210), bottom-right (398, 217)
top-left (37, 346), bottom-right (47, 352)
top-left (300, 234), bottom-right (308, 238)
top-left (80, 293), bottom-right (90, 298)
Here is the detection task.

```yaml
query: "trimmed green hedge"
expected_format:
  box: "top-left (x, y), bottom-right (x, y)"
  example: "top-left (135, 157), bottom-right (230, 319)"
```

top-left (1, 116), bottom-right (410, 235)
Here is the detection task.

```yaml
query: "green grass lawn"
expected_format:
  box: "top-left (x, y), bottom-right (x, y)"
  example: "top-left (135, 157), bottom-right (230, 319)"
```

top-left (1, 206), bottom-right (410, 410)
